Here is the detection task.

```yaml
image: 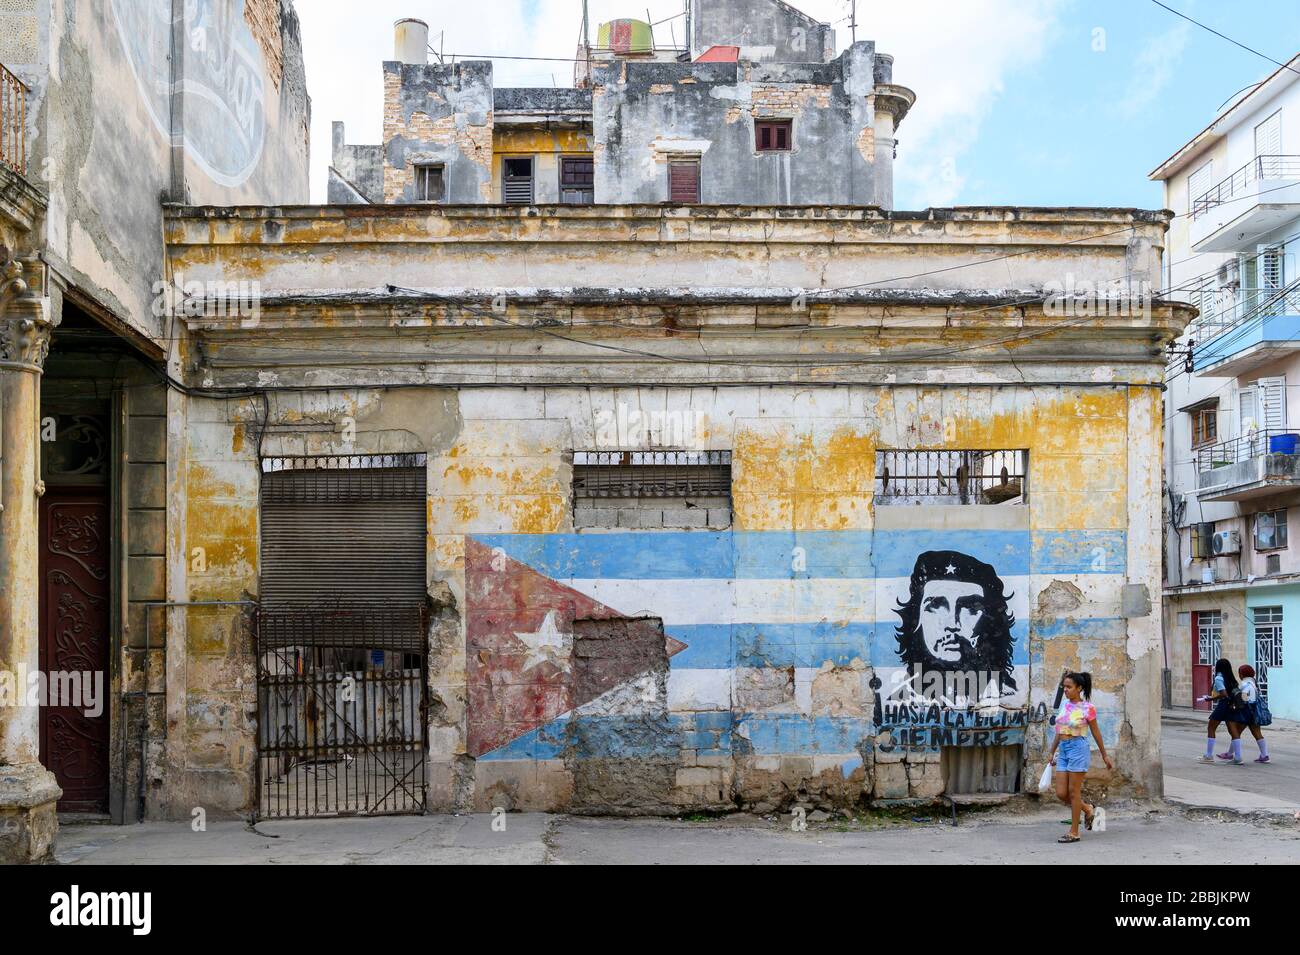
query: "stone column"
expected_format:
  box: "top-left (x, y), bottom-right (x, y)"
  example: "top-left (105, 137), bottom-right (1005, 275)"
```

top-left (0, 253), bottom-right (60, 863)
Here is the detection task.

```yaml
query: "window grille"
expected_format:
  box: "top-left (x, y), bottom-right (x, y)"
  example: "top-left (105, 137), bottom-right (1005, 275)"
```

top-left (756, 120), bottom-right (792, 152)
top-left (1196, 610), bottom-right (1222, 667)
top-left (874, 449), bottom-right (1026, 505)
top-left (1253, 605), bottom-right (1283, 697)
top-left (560, 156), bottom-right (594, 204)
top-left (573, 450), bottom-right (731, 499)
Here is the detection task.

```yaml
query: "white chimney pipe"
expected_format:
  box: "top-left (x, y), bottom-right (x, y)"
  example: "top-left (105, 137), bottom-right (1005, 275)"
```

top-left (394, 18), bottom-right (429, 65)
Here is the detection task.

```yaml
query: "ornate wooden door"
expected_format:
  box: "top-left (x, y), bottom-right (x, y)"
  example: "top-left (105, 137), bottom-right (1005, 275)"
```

top-left (38, 489), bottom-right (111, 812)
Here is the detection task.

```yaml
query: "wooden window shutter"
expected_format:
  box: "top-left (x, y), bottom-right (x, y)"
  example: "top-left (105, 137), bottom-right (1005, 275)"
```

top-left (755, 120), bottom-right (792, 152)
top-left (668, 159), bottom-right (700, 203)
top-left (560, 156), bottom-right (594, 204)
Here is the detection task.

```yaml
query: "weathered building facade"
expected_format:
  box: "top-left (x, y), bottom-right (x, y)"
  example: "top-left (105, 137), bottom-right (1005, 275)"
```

top-left (330, 3), bottom-right (911, 209)
top-left (155, 201), bottom-right (1187, 818)
top-left (0, 0), bottom-right (309, 862)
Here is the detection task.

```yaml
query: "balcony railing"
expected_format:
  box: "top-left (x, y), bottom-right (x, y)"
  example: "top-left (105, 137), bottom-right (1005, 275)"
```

top-left (1192, 155), bottom-right (1300, 219)
top-left (1196, 428), bottom-right (1296, 473)
top-left (0, 63), bottom-right (25, 175)
top-left (1189, 282), bottom-right (1300, 344)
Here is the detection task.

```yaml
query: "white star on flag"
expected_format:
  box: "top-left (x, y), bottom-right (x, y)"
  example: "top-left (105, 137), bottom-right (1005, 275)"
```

top-left (944, 563), bottom-right (956, 575)
top-left (514, 610), bottom-right (570, 671)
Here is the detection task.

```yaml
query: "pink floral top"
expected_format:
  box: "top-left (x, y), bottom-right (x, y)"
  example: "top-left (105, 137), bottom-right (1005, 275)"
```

top-left (1055, 700), bottom-right (1096, 738)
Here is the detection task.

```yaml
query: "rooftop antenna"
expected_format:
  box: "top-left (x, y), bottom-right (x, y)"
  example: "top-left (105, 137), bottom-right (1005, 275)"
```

top-left (850, 0), bottom-right (857, 44)
top-left (583, 0), bottom-right (591, 85)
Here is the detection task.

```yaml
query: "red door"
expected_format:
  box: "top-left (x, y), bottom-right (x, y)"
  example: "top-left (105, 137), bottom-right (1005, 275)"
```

top-left (1191, 610), bottom-right (1220, 711)
top-left (38, 489), bottom-right (111, 812)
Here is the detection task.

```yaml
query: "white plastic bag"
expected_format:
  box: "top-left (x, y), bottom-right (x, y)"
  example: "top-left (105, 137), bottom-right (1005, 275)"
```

top-left (1037, 761), bottom-right (1053, 792)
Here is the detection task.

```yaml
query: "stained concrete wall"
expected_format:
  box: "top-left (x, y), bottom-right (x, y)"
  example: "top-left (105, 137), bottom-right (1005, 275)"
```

top-left (154, 380), bottom-right (1169, 815)
top-left (329, 122), bottom-right (384, 203)
top-left (381, 60), bottom-right (494, 204)
top-left (14, 0), bottom-right (310, 342)
top-left (591, 46), bottom-right (884, 206)
top-left (692, 0), bottom-right (836, 63)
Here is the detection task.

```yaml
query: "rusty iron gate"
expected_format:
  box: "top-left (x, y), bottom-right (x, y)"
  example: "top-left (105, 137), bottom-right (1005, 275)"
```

top-left (255, 623), bottom-right (429, 818)
top-left (255, 455), bottom-right (429, 818)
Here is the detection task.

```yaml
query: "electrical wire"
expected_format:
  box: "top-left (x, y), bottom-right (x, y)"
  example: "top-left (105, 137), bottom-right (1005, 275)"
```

top-left (1148, 0), bottom-right (1300, 77)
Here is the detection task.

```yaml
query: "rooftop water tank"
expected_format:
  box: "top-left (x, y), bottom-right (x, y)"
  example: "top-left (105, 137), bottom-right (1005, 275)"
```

top-left (597, 18), bottom-right (654, 55)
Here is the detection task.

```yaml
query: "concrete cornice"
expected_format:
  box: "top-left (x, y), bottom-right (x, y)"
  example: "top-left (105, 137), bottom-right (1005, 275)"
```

top-left (164, 202), bottom-right (1174, 228)
top-left (872, 83), bottom-right (916, 126)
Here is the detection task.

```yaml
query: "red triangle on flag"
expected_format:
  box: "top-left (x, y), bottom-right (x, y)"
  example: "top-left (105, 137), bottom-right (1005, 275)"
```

top-left (465, 538), bottom-right (686, 757)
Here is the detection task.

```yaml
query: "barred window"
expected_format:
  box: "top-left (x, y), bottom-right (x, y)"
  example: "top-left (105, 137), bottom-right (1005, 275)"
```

top-left (1196, 610), bottom-right (1222, 667)
top-left (572, 450), bottom-right (730, 530)
top-left (874, 449), bottom-right (1027, 505)
top-left (1190, 522), bottom-right (1216, 559)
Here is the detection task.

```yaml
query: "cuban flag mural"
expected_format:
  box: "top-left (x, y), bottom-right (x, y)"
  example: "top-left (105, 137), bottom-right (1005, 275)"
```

top-left (465, 520), bottom-right (1124, 774)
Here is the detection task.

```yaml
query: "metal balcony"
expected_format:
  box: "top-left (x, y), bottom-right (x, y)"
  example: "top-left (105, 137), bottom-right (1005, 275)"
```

top-left (1190, 155), bottom-right (1300, 252)
top-left (1196, 428), bottom-right (1300, 502)
top-left (0, 63), bottom-right (25, 175)
top-left (1192, 284), bottom-right (1300, 375)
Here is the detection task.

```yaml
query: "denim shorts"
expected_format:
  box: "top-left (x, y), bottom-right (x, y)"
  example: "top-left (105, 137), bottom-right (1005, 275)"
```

top-left (1057, 735), bottom-right (1090, 773)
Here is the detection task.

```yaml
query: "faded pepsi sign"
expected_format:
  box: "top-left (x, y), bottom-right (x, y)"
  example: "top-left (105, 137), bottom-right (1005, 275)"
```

top-left (112, 0), bottom-right (267, 187)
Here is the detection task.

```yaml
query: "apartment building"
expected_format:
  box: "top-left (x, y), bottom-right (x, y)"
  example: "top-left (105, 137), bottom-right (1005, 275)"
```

top-left (1152, 54), bottom-right (1300, 721)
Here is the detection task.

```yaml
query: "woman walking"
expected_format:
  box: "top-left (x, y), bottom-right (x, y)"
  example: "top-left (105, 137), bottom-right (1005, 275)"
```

top-left (1235, 664), bottom-right (1270, 764)
top-left (1049, 671), bottom-right (1114, 843)
top-left (1198, 658), bottom-right (1249, 763)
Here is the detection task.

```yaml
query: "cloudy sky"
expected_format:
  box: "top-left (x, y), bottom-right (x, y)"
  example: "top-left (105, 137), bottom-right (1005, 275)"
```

top-left (293, 0), bottom-right (1300, 207)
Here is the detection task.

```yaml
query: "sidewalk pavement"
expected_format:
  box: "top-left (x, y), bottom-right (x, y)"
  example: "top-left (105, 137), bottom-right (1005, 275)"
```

top-left (1162, 707), bottom-right (1300, 733)
top-left (52, 804), bottom-right (1300, 865)
top-left (1161, 707), bottom-right (1300, 817)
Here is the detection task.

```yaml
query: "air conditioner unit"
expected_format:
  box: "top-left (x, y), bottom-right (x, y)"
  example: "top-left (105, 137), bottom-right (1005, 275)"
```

top-left (1218, 260), bottom-right (1240, 287)
top-left (1211, 530), bottom-right (1241, 556)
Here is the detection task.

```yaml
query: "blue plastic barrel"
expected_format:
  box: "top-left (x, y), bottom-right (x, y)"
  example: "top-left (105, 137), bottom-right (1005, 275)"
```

top-left (1269, 433), bottom-right (1298, 454)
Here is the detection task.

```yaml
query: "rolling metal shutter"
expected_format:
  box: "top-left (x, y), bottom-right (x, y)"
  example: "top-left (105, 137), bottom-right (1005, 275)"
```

top-left (259, 454), bottom-right (428, 650)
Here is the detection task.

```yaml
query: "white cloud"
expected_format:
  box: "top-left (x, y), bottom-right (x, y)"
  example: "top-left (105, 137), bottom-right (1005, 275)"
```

top-left (294, 0), bottom-right (1065, 206)
top-left (1115, 21), bottom-right (1190, 118)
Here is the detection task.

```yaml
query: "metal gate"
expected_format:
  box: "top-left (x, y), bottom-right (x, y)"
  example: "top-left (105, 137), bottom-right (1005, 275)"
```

top-left (255, 455), bottom-right (429, 818)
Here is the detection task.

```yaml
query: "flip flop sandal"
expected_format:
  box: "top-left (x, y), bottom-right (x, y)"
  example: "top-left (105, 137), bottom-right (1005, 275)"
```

top-left (1084, 809), bottom-right (1094, 830)
top-left (1057, 834), bottom-right (1080, 843)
